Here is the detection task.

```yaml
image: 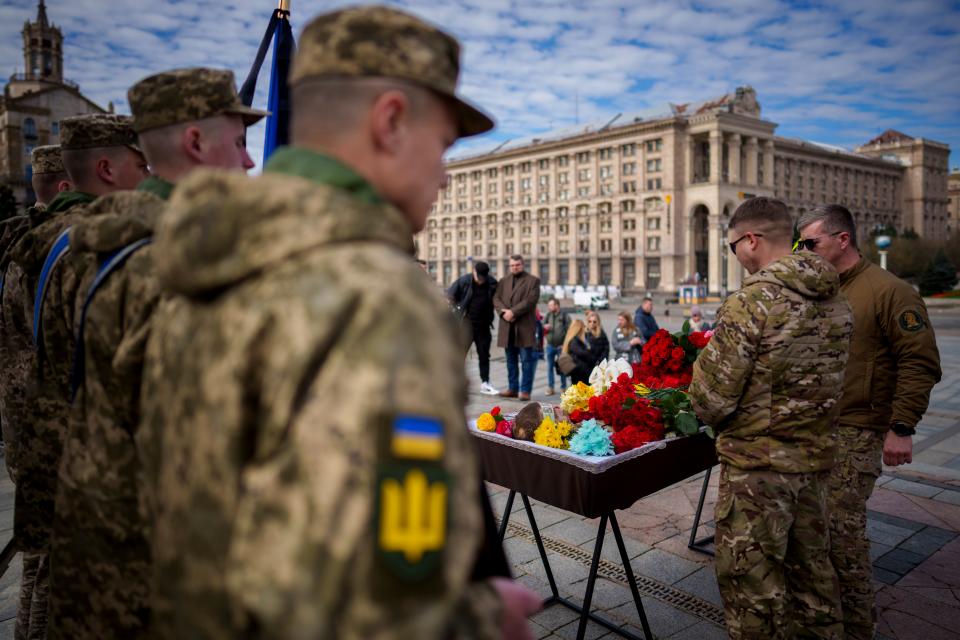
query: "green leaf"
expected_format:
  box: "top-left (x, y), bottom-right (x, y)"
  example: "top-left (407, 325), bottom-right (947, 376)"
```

top-left (675, 411), bottom-right (699, 435)
top-left (705, 425), bottom-right (716, 439)
top-left (622, 397), bottom-right (636, 409)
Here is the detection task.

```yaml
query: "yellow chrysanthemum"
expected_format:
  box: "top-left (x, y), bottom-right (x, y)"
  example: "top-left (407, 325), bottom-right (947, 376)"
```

top-left (477, 413), bottom-right (496, 432)
top-left (556, 420), bottom-right (574, 438)
top-left (534, 416), bottom-right (566, 449)
top-left (560, 381), bottom-right (594, 413)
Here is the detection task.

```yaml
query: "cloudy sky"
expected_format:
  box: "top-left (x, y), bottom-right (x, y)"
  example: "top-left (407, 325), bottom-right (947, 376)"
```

top-left (2, 0), bottom-right (959, 169)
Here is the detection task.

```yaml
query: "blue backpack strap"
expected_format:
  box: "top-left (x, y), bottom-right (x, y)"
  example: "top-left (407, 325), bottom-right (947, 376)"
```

top-left (70, 237), bottom-right (153, 401)
top-left (33, 227), bottom-right (72, 347)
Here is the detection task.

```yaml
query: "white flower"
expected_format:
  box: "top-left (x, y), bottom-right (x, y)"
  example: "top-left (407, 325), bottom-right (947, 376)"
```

top-left (589, 358), bottom-right (633, 395)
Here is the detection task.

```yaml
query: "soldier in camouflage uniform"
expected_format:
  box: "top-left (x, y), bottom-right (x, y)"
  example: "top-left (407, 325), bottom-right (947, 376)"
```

top-left (0, 114), bottom-right (146, 640)
top-left (30, 145), bottom-right (72, 207)
top-left (688, 197), bottom-right (852, 640)
top-left (137, 6), bottom-right (541, 639)
top-left (798, 204), bottom-right (942, 639)
top-left (47, 68), bottom-right (262, 640)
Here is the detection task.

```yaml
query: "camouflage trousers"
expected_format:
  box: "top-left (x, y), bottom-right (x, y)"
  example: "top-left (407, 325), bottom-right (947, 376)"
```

top-left (827, 427), bottom-right (884, 640)
top-left (15, 551), bottom-right (48, 640)
top-left (714, 465), bottom-right (843, 640)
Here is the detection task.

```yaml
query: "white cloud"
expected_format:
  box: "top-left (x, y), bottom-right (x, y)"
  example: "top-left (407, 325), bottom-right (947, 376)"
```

top-left (0, 0), bottom-right (957, 168)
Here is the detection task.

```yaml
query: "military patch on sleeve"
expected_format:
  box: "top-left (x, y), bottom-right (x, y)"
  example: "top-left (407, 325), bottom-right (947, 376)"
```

top-left (375, 463), bottom-right (449, 584)
top-left (898, 310), bottom-right (927, 332)
top-left (390, 415), bottom-right (445, 461)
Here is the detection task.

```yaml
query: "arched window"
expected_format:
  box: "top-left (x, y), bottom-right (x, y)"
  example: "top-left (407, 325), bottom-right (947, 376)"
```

top-left (23, 118), bottom-right (38, 140)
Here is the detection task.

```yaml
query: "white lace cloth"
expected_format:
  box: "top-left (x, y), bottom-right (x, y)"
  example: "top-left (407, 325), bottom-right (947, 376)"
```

top-left (468, 419), bottom-right (692, 474)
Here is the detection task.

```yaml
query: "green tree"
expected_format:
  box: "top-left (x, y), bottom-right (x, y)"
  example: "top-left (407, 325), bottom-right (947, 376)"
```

top-left (0, 184), bottom-right (17, 222)
top-left (918, 250), bottom-right (959, 297)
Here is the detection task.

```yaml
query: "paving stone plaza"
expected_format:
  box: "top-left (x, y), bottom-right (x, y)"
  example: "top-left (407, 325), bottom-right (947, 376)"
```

top-left (0, 299), bottom-right (958, 638)
top-left (467, 299), bottom-right (960, 640)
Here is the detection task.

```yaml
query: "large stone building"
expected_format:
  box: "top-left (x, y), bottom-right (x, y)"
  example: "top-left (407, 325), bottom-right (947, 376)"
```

top-left (1, 1), bottom-right (106, 205)
top-left (949, 169), bottom-right (960, 234)
top-left (418, 87), bottom-right (951, 294)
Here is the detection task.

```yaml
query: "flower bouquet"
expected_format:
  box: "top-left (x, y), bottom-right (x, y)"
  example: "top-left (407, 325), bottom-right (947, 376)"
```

top-left (477, 327), bottom-right (713, 457)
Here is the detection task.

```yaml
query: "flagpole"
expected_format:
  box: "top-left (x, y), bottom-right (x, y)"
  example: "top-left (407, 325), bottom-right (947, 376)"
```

top-left (278, 0), bottom-right (290, 13)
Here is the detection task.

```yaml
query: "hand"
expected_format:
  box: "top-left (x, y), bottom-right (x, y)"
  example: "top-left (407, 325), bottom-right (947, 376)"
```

top-left (883, 430), bottom-right (913, 466)
top-left (543, 323), bottom-right (552, 332)
top-left (491, 577), bottom-right (542, 640)
top-left (630, 337), bottom-right (642, 346)
top-left (502, 309), bottom-right (516, 322)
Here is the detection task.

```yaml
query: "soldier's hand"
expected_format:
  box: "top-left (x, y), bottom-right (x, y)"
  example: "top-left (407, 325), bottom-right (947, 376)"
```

top-left (883, 431), bottom-right (913, 467)
top-left (491, 577), bottom-right (541, 639)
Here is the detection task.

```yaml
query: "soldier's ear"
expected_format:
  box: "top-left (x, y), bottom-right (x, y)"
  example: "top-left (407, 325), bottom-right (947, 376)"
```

top-left (181, 125), bottom-right (206, 163)
top-left (369, 89), bottom-right (410, 155)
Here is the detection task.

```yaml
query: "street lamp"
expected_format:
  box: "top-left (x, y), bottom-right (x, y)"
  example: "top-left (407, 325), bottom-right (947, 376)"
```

top-left (720, 221), bottom-right (729, 298)
top-left (875, 234), bottom-right (892, 271)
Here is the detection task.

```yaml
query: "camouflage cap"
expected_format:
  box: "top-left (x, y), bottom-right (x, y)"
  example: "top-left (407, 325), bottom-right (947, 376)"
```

top-left (31, 145), bottom-right (64, 174)
top-left (60, 114), bottom-right (141, 152)
top-left (291, 6), bottom-right (494, 138)
top-left (128, 68), bottom-right (269, 133)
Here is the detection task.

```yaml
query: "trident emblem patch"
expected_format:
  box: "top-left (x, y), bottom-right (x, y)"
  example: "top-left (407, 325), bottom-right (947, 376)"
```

top-left (376, 465), bottom-right (449, 581)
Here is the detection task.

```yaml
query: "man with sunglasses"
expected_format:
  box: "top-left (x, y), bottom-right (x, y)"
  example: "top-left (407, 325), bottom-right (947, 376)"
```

top-left (689, 197), bottom-right (852, 639)
top-left (797, 204), bottom-right (941, 640)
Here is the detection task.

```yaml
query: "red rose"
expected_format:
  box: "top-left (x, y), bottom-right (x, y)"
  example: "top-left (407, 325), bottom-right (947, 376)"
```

top-left (491, 406), bottom-right (501, 416)
top-left (688, 332), bottom-right (710, 349)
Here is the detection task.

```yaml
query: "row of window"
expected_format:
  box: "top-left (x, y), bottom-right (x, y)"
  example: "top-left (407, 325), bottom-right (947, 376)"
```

top-left (425, 216), bottom-right (662, 242)
top-left (447, 162), bottom-right (662, 197)
top-left (427, 199), bottom-right (666, 227)
top-left (425, 236), bottom-right (663, 259)
top-left (436, 178), bottom-right (665, 211)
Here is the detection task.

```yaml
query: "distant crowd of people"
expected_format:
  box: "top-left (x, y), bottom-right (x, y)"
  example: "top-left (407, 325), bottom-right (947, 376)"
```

top-left (446, 256), bottom-right (713, 395)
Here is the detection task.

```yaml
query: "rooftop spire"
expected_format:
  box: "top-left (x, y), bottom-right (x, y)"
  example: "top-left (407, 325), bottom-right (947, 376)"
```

top-left (37, 0), bottom-right (48, 27)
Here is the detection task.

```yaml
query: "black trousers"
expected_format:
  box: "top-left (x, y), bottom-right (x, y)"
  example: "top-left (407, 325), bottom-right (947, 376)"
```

top-left (468, 321), bottom-right (492, 383)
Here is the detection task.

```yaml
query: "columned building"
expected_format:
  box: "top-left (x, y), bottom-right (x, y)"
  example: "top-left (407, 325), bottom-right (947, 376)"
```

top-left (1, 1), bottom-right (106, 205)
top-left (417, 87), bottom-right (951, 294)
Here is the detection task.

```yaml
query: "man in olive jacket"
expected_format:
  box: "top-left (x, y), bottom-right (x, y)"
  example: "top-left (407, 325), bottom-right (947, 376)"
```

top-left (798, 204), bottom-right (942, 640)
top-left (493, 254), bottom-right (541, 400)
top-left (689, 197), bottom-right (852, 640)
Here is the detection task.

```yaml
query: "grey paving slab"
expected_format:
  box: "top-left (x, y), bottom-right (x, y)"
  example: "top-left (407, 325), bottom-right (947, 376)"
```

top-left (0, 618), bottom-right (12, 640)
top-left (933, 489), bottom-right (960, 505)
top-left (872, 567), bottom-right (901, 585)
top-left (528, 621), bottom-right (554, 640)
top-left (898, 527), bottom-right (958, 557)
top-left (870, 541), bottom-right (893, 563)
top-left (530, 604), bottom-right (581, 632)
top-left (529, 503), bottom-right (577, 528)
top-left (504, 536), bottom-right (546, 567)
top-left (874, 549), bottom-right (926, 575)
top-left (0, 510), bottom-right (11, 535)
top-left (868, 510), bottom-right (926, 532)
top-left (587, 534), bottom-right (652, 565)
top-left (629, 548), bottom-right (701, 586)
top-left (866, 519), bottom-right (917, 548)
top-left (575, 575), bottom-right (635, 610)
top-left (610, 596), bottom-right (699, 637)
top-left (0, 554), bottom-right (17, 626)
top-left (673, 567), bottom-right (723, 608)
top-left (667, 620), bottom-right (729, 639)
top-left (884, 478), bottom-right (945, 498)
top-left (521, 552), bottom-right (593, 591)
top-left (553, 618), bottom-right (612, 640)
top-left (542, 518), bottom-right (605, 546)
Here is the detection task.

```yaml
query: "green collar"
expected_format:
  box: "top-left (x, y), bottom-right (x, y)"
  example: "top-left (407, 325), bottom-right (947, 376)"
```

top-left (137, 175), bottom-right (175, 201)
top-left (46, 190), bottom-right (96, 214)
top-left (264, 147), bottom-right (384, 205)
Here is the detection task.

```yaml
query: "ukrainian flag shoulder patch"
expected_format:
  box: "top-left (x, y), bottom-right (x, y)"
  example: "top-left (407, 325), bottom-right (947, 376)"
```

top-left (391, 416), bottom-right (445, 461)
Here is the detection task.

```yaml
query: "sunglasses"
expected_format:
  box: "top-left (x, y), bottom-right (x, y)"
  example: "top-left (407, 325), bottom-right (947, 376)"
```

top-left (797, 231), bottom-right (842, 251)
top-left (729, 233), bottom-right (762, 255)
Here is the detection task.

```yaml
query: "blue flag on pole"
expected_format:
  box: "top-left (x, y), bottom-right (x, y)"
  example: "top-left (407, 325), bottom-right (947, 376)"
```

top-left (240, 3), bottom-right (295, 163)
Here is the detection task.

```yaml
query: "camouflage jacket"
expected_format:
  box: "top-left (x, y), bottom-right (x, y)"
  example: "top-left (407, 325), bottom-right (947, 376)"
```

top-left (836, 257), bottom-right (941, 431)
top-left (49, 182), bottom-right (167, 640)
top-left (689, 252), bottom-right (853, 473)
top-left (0, 190), bottom-right (96, 550)
top-left (137, 148), bottom-right (502, 640)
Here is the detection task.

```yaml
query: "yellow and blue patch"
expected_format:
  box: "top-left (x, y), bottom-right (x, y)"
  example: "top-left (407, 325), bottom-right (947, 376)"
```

top-left (390, 416), bottom-right (445, 461)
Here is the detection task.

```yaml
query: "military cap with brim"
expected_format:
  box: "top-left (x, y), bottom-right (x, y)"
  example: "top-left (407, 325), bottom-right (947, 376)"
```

top-left (128, 68), bottom-right (269, 133)
top-left (291, 5), bottom-right (495, 138)
top-left (60, 114), bottom-right (141, 153)
top-left (31, 145), bottom-right (64, 174)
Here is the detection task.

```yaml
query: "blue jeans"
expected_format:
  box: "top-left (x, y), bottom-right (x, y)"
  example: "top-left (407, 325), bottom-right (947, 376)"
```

top-left (545, 344), bottom-right (568, 390)
top-left (505, 346), bottom-right (537, 394)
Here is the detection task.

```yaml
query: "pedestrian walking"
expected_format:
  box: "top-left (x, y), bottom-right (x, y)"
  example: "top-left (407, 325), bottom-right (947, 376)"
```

top-left (634, 295), bottom-right (659, 342)
top-left (798, 204), bottom-right (942, 639)
top-left (611, 311), bottom-right (642, 363)
top-left (447, 261), bottom-right (498, 395)
top-left (494, 254), bottom-right (541, 401)
top-left (543, 297), bottom-right (571, 394)
top-left (689, 197), bottom-right (852, 639)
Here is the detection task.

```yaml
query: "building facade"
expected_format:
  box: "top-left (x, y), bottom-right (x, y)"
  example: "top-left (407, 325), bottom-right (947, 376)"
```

top-left (1, 1), bottom-right (106, 205)
top-left (948, 170), bottom-right (960, 234)
top-left (417, 87), bottom-right (951, 294)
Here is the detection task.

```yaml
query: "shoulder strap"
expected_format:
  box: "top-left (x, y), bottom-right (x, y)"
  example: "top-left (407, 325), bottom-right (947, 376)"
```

top-left (0, 262), bottom-right (7, 302)
top-left (70, 237), bottom-right (153, 401)
top-left (33, 227), bottom-right (72, 347)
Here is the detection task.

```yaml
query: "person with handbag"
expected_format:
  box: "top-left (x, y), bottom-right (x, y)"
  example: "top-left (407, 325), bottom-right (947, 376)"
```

top-left (447, 261), bottom-right (498, 395)
top-left (561, 313), bottom-right (610, 384)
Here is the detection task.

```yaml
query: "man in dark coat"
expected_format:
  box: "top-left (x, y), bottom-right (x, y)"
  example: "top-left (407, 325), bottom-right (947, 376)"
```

top-left (447, 261), bottom-right (498, 394)
top-left (634, 295), bottom-right (659, 342)
top-left (493, 255), bottom-right (541, 400)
